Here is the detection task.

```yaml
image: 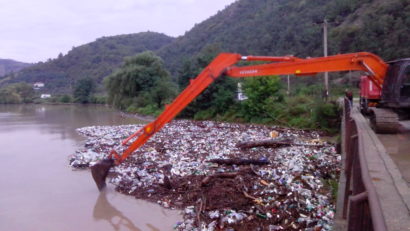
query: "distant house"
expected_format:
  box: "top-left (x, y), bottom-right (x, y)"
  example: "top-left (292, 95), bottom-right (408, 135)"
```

top-left (33, 82), bottom-right (45, 89)
top-left (40, 94), bottom-right (51, 99)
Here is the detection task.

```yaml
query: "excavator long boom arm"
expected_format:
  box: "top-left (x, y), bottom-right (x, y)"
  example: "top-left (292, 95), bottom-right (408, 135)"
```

top-left (227, 52), bottom-right (387, 88)
top-left (112, 52), bottom-right (388, 163)
top-left (91, 51), bottom-right (388, 190)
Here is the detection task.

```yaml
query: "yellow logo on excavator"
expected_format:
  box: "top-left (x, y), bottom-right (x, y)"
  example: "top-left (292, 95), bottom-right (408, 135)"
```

top-left (295, 70), bottom-right (301, 74)
top-left (145, 126), bottom-right (152, 133)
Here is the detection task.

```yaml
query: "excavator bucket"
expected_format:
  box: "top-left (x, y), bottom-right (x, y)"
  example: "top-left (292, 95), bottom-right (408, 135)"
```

top-left (91, 159), bottom-right (114, 191)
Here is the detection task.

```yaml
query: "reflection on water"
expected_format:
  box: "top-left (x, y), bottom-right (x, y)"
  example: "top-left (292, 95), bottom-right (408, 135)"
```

top-left (91, 187), bottom-right (175, 231)
top-left (0, 104), bottom-right (181, 231)
top-left (94, 190), bottom-right (140, 231)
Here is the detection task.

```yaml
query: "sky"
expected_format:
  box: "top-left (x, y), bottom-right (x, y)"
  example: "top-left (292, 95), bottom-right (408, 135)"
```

top-left (0, 0), bottom-right (237, 63)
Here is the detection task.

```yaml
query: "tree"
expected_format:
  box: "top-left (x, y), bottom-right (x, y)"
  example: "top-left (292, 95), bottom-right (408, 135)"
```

top-left (10, 82), bottom-right (35, 103)
top-left (105, 51), bottom-right (176, 112)
top-left (0, 82), bottom-right (35, 104)
top-left (73, 77), bottom-right (95, 103)
top-left (241, 76), bottom-right (284, 122)
top-left (177, 44), bottom-right (239, 118)
top-left (151, 80), bottom-right (177, 108)
top-left (0, 87), bottom-right (21, 104)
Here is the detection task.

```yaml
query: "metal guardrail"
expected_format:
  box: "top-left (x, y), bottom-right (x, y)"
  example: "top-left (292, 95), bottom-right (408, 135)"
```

top-left (342, 97), bottom-right (387, 231)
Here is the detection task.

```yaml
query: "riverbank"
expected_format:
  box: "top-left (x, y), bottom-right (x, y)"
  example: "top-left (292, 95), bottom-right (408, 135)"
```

top-left (0, 101), bottom-right (157, 122)
top-left (70, 120), bottom-right (340, 230)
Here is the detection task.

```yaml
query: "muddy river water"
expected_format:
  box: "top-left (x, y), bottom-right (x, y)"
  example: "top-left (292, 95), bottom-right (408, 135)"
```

top-left (0, 104), bottom-right (181, 231)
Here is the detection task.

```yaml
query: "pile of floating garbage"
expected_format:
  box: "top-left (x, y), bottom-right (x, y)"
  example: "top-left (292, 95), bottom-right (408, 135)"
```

top-left (69, 120), bottom-right (340, 231)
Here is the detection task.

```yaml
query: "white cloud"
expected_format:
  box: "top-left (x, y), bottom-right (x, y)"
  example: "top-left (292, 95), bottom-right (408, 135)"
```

top-left (0, 0), bottom-right (236, 63)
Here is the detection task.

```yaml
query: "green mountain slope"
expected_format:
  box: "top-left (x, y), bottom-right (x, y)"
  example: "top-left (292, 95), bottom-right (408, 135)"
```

top-left (0, 59), bottom-right (32, 77)
top-left (3, 0), bottom-right (408, 94)
top-left (158, 0), bottom-right (409, 74)
top-left (3, 32), bottom-right (174, 94)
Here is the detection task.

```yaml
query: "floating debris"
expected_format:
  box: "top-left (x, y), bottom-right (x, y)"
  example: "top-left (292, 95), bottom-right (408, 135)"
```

top-left (70, 120), bottom-right (340, 230)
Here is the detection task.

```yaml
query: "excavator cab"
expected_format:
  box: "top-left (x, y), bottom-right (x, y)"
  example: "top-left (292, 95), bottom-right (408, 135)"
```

top-left (366, 59), bottom-right (410, 134)
top-left (381, 59), bottom-right (410, 109)
top-left (400, 64), bottom-right (410, 103)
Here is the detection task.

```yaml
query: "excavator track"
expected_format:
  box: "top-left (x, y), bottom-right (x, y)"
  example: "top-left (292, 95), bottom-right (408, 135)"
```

top-left (369, 108), bottom-right (399, 134)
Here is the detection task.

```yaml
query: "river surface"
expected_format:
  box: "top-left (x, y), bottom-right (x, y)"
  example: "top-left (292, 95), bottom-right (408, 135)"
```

top-left (0, 104), bottom-right (181, 231)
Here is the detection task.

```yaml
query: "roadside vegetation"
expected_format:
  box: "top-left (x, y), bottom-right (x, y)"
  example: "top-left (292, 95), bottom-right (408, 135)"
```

top-left (104, 50), bottom-right (341, 133)
top-left (176, 47), bottom-right (341, 133)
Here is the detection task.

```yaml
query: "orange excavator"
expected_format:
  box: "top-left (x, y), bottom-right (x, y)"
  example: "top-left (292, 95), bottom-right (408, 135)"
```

top-left (91, 52), bottom-right (410, 190)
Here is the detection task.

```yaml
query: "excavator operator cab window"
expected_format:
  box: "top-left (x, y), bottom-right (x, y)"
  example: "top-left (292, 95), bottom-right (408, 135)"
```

top-left (400, 65), bottom-right (410, 100)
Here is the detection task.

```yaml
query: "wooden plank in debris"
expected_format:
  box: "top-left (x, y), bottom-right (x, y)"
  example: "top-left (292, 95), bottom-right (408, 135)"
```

top-left (236, 138), bottom-right (325, 149)
top-left (208, 158), bottom-right (269, 166)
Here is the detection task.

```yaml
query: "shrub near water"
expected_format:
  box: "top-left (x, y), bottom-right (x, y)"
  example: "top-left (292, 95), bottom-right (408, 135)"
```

top-left (236, 78), bottom-right (341, 132)
top-left (59, 94), bottom-right (72, 103)
top-left (240, 75), bottom-right (285, 123)
top-left (313, 101), bottom-right (341, 133)
top-left (0, 82), bottom-right (35, 104)
top-left (285, 95), bottom-right (315, 128)
top-left (104, 50), bottom-right (341, 133)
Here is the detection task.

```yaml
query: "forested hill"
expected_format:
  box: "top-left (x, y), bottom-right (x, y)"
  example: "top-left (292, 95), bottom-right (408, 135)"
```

top-left (3, 0), bottom-right (409, 94)
top-left (0, 59), bottom-right (32, 77)
top-left (158, 0), bottom-right (410, 74)
top-left (2, 32), bottom-right (174, 94)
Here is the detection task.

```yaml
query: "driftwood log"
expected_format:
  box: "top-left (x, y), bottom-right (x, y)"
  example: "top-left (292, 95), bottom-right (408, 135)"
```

top-left (236, 138), bottom-right (325, 149)
top-left (200, 167), bottom-right (255, 186)
top-left (201, 172), bottom-right (240, 186)
top-left (207, 158), bottom-right (269, 166)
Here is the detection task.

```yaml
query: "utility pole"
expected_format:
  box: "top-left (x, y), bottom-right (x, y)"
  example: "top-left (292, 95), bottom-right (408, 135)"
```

top-left (287, 75), bottom-right (290, 95)
top-left (323, 18), bottom-right (329, 101)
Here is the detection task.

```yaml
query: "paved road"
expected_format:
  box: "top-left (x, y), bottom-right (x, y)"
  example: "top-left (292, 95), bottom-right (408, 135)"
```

top-left (400, 121), bottom-right (410, 131)
top-left (335, 104), bottom-right (410, 230)
top-left (377, 128), bottom-right (410, 184)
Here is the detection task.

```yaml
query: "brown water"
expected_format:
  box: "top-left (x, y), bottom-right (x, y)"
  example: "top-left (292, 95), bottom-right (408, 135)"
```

top-left (0, 104), bottom-right (181, 231)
